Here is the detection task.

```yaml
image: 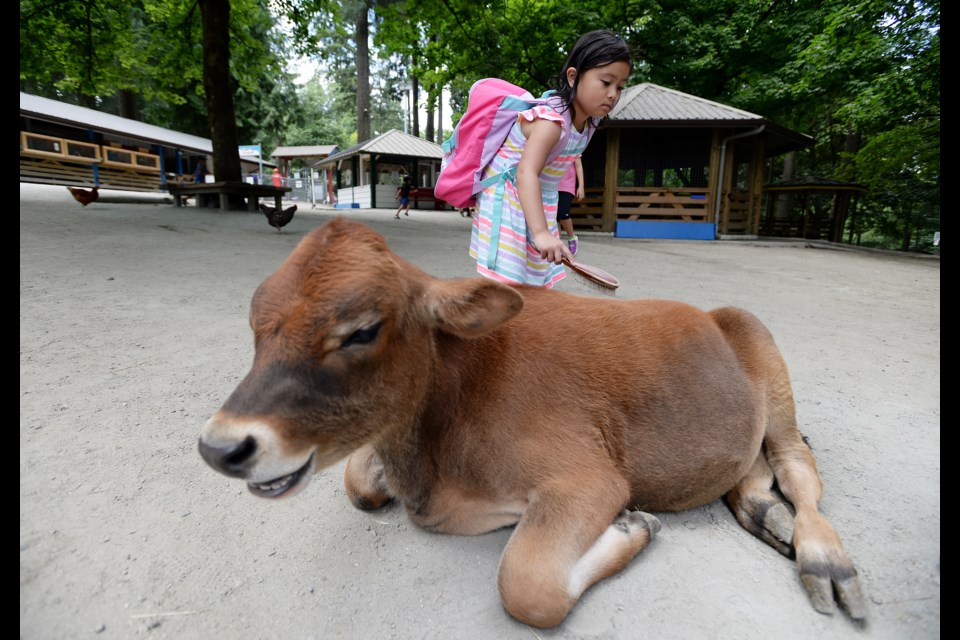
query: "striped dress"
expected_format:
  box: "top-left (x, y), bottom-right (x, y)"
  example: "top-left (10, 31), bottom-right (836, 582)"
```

top-left (468, 104), bottom-right (589, 288)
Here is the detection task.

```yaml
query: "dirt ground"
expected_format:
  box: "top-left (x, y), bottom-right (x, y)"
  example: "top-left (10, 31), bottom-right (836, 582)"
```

top-left (20, 183), bottom-right (940, 640)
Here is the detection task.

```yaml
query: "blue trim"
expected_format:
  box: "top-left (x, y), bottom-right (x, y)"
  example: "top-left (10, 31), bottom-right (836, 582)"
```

top-left (616, 221), bottom-right (716, 240)
top-left (335, 203), bottom-right (360, 209)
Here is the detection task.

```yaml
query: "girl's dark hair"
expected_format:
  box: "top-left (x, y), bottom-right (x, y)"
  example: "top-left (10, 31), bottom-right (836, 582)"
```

top-left (552, 30), bottom-right (633, 127)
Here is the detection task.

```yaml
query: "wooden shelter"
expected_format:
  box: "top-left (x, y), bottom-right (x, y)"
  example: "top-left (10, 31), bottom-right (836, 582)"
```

top-left (315, 130), bottom-right (444, 209)
top-left (761, 176), bottom-right (867, 242)
top-left (576, 84), bottom-right (814, 239)
top-left (20, 92), bottom-right (271, 192)
top-left (269, 145), bottom-right (338, 205)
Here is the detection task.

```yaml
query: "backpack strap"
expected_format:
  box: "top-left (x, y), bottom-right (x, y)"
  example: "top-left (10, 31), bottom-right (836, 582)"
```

top-left (483, 165), bottom-right (518, 269)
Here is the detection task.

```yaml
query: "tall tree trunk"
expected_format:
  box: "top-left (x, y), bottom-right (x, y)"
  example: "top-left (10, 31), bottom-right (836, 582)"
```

top-left (199, 0), bottom-right (241, 184)
top-left (410, 50), bottom-right (420, 137)
top-left (775, 151), bottom-right (794, 220)
top-left (436, 86), bottom-right (443, 143)
top-left (355, 7), bottom-right (370, 142)
top-left (841, 131), bottom-right (861, 172)
top-left (425, 86), bottom-right (435, 143)
top-left (117, 89), bottom-right (139, 121)
top-left (838, 131), bottom-right (861, 243)
top-left (412, 75), bottom-right (420, 137)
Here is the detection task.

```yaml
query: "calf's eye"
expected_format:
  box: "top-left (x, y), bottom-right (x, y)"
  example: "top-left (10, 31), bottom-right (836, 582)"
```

top-left (341, 322), bottom-right (382, 348)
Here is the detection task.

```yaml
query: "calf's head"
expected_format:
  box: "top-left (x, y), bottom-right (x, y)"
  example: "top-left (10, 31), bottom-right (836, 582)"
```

top-left (198, 218), bottom-right (523, 498)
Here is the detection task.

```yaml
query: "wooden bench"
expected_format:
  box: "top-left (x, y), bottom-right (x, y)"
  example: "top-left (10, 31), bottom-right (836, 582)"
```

top-left (165, 181), bottom-right (291, 211)
top-left (410, 188), bottom-right (449, 211)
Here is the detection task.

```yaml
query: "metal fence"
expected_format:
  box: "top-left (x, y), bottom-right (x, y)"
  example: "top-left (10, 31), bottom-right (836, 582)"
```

top-left (241, 169), bottom-right (334, 207)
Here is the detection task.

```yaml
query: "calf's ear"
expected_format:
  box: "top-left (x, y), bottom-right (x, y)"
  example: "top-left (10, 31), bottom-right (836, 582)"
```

top-left (426, 278), bottom-right (524, 338)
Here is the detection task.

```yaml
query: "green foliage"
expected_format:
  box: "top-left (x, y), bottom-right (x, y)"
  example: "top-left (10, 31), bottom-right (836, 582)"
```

top-left (19, 0), bottom-right (939, 252)
top-left (374, 0), bottom-right (621, 121)
top-left (284, 79), bottom-right (356, 149)
top-left (19, 0), bottom-right (304, 148)
top-left (628, 0), bottom-right (939, 251)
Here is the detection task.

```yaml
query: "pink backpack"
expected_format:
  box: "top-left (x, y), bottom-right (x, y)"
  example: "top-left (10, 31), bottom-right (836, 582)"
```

top-left (434, 78), bottom-right (574, 209)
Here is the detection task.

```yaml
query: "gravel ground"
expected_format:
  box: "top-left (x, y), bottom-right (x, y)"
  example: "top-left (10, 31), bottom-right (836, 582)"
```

top-left (20, 183), bottom-right (939, 639)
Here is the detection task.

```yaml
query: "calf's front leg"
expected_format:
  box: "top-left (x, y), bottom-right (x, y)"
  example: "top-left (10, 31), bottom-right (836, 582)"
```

top-left (497, 477), bottom-right (660, 628)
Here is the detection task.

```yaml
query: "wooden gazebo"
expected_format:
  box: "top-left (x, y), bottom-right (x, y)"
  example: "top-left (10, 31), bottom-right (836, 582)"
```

top-left (575, 84), bottom-right (814, 240)
top-left (761, 176), bottom-right (867, 243)
top-left (315, 130), bottom-right (443, 209)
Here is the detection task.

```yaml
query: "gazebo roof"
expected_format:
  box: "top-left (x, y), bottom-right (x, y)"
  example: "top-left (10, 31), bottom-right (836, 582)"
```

top-left (608, 83), bottom-right (813, 156)
top-left (764, 175), bottom-right (867, 192)
top-left (270, 144), bottom-right (338, 160)
top-left (318, 130), bottom-right (443, 167)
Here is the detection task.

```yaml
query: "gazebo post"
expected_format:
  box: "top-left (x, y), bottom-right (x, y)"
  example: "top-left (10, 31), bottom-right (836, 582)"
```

top-left (602, 129), bottom-right (620, 233)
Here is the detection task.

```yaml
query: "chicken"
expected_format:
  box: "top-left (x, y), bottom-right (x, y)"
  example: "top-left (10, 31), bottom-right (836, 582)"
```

top-left (67, 186), bottom-right (99, 206)
top-left (260, 203), bottom-right (297, 233)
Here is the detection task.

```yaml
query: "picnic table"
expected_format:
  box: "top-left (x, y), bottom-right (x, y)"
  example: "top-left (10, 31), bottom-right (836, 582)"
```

top-left (165, 181), bottom-right (291, 211)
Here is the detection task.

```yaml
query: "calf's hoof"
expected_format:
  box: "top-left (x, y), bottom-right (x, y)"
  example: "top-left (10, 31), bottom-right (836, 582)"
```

top-left (617, 510), bottom-right (661, 538)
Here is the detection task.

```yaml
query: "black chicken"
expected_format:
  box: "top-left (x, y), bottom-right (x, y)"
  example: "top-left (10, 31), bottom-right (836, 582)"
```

top-left (260, 203), bottom-right (297, 233)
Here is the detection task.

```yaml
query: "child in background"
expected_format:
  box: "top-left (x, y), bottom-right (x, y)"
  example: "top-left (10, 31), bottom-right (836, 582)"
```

top-left (193, 157), bottom-right (207, 183)
top-left (395, 175), bottom-right (413, 219)
top-left (557, 156), bottom-right (584, 256)
top-left (469, 30), bottom-right (631, 287)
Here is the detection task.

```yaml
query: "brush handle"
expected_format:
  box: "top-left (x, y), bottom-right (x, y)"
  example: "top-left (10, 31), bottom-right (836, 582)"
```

top-left (562, 256), bottom-right (620, 290)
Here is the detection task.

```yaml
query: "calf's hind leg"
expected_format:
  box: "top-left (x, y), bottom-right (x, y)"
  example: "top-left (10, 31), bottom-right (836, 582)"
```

top-left (727, 398), bottom-right (867, 621)
top-left (497, 476), bottom-right (660, 628)
top-left (764, 428), bottom-right (867, 620)
top-left (725, 449), bottom-right (796, 558)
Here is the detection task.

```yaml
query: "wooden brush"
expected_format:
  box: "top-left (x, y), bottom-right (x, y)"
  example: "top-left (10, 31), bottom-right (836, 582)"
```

top-left (562, 256), bottom-right (619, 292)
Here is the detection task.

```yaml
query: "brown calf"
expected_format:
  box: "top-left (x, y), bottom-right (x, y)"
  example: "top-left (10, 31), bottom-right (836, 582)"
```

top-left (198, 218), bottom-right (866, 628)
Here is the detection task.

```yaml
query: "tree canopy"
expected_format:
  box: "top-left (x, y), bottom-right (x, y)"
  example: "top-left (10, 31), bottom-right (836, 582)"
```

top-left (19, 0), bottom-right (939, 251)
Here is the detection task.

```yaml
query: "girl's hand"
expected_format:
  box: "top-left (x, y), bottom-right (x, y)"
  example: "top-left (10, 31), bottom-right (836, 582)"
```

top-left (532, 230), bottom-right (570, 264)
top-left (576, 185), bottom-right (585, 200)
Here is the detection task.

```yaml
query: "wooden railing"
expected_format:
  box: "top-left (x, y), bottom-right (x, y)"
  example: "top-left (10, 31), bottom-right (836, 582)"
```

top-left (20, 131), bottom-right (164, 192)
top-left (570, 186), bottom-right (712, 232)
top-left (722, 192), bottom-right (752, 233)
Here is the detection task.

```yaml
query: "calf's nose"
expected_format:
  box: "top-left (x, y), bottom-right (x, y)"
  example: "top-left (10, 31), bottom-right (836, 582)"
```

top-left (198, 435), bottom-right (258, 478)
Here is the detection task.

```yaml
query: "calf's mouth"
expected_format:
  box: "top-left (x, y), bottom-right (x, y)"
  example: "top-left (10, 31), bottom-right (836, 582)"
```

top-left (248, 454), bottom-right (314, 498)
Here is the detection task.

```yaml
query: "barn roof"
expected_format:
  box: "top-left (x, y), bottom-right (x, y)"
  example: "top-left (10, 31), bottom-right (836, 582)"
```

top-left (20, 91), bottom-right (212, 155)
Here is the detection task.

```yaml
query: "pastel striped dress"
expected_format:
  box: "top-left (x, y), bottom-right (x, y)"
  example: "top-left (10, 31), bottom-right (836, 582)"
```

top-left (468, 104), bottom-right (589, 288)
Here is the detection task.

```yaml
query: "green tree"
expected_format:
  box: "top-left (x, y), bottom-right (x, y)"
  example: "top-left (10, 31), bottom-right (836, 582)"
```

top-left (20, 0), bottom-right (301, 182)
top-left (285, 78), bottom-right (356, 149)
top-left (278, 0), bottom-right (376, 141)
top-left (630, 0), bottom-right (939, 249)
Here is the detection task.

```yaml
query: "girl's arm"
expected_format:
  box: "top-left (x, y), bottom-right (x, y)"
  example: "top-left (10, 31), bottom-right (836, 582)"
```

top-left (517, 117), bottom-right (569, 263)
top-left (574, 156), bottom-right (585, 200)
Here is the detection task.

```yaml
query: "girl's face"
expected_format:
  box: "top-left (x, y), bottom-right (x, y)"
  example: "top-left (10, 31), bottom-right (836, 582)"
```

top-left (567, 61), bottom-right (631, 121)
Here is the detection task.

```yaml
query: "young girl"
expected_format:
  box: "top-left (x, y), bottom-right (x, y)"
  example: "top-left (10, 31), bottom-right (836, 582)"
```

top-left (468, 30), bottom-right (632, 287)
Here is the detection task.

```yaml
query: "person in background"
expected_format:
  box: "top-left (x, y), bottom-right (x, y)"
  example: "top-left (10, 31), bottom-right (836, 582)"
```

top-left (193, 157), bottom-right (207, 183)
top-left (395, 175), bottom-right (413, 219)
top-left (271, 168), bottom-right (283, 187)
top-left (557, 156), bottom-right (584, 256)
